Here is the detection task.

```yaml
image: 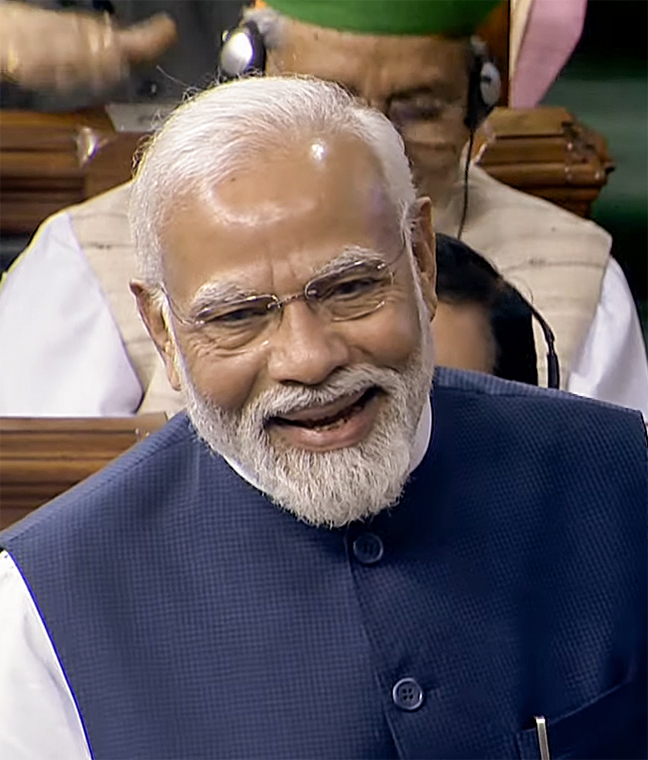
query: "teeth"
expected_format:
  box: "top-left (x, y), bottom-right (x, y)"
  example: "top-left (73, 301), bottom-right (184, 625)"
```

top-left (302, 405), bottom-right (355, 429)
top-left (283, 404), bottom-right (353, 429)
top-left (274, 388), bottom-right (376, 429)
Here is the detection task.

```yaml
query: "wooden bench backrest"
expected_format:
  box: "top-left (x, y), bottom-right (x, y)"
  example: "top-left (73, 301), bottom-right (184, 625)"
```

top-left (0, 414), bottom-right (167, 529)
top-left (0, 108), bottom-right (145, 235)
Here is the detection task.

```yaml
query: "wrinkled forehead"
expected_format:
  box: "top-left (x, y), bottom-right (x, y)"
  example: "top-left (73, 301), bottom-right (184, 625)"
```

top-left (158, 133), bottom-right (404, 300)
top-left (268, 20), bottom-right (469, 98)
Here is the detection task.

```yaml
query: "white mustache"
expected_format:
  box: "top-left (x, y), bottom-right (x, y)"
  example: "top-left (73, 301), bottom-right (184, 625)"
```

top-left (253, 365), bottom-right (400, 424)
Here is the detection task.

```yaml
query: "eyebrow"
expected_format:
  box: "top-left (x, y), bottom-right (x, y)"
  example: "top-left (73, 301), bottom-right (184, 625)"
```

top-left (189, 281), bottom-right (256, 316)
top-left (311, 246), bottom-right (390, 278)
top-left (187, 246), bottom-right (392, 313)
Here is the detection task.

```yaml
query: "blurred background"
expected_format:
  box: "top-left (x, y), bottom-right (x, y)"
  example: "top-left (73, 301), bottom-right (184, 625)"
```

top-left (543, 0), bottom-right (647, 344)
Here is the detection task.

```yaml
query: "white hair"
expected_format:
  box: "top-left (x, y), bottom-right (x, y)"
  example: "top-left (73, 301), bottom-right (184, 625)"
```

top-left (130, 75), bottom-right (417, 287)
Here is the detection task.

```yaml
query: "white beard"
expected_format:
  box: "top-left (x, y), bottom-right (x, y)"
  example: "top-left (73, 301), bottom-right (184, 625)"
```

top-left (174, 289), bottom-right (435, 527)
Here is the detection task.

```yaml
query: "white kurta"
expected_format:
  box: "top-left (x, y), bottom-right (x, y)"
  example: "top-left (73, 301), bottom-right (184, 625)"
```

top-left (0, 206), bottom-right (647, 418)
top-left (0, 213), bottom-right (142, 416)
top-left (0, 551), bottom-right (92, 760)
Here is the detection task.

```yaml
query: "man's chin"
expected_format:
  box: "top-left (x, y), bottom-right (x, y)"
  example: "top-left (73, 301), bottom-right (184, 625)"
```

top-left (253, 434), bottom-right (413, 528)
top-left (185, 389), bottom-right (415, 529)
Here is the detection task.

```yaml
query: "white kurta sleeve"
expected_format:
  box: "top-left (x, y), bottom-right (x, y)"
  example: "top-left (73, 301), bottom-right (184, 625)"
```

top-left (0, 551), bottom-right (92, 760)
top-left (568, 258), bottom-right (648, 419)
top-left (0, 213), bottom-right (143, 416)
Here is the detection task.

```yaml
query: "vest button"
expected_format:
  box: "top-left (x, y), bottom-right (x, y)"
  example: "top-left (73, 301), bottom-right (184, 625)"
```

top-left (352, 532), bottom-right (384, 565)
top-left (392, 678), bottom-right (424, 711)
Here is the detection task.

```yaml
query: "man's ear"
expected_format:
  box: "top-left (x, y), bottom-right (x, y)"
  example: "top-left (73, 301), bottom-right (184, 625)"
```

top-left (130, 281), bottom-right (182, 391)
top-left (410, 197), bottom-right (437, 320)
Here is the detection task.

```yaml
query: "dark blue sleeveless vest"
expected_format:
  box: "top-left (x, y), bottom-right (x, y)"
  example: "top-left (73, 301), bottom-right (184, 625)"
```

top-left (2, 369), bottom-right (646, 760)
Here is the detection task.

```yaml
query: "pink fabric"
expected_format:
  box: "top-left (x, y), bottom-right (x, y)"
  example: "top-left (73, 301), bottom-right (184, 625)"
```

top-left (511, 0), bottom-right (588, 108)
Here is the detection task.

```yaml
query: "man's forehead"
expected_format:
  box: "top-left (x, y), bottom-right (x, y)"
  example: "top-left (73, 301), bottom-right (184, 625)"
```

top-left (162, 133), bottom-right (383, 224)
top-left (188, 134), bottom-right (392, 224)
top-left (159, 135), bottom-right (402, 297)
top-left (271, 19), bottom-right (468, 94)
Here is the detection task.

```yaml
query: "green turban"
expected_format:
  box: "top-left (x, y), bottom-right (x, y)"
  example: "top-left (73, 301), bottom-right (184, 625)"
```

top-left (264, 0), bottom-right (501, 37)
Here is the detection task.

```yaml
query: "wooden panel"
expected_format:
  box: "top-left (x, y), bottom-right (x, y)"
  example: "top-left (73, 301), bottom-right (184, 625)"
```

top-left (0, 414), bottom-right (167, 529)
top-left (482, 106), bottom-right (573, 137)
top-left (486, 161), bottom-right (608, 187)
top-left (84, 131), bottom-right (146, 200)
top-left (474, 106), bottom-right (614, 217)
top-left (0, 195), bottom-right (85, 234)
top-left (0, 109), bottom-right (144, 235)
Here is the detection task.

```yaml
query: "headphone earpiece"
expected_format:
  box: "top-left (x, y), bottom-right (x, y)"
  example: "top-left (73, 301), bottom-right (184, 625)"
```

top-left (464, 36), bottom-right (501, 133)
top-left (458, 37), bottom-right (502, 239)
top-left (219, 20), bottom-right (266, 79)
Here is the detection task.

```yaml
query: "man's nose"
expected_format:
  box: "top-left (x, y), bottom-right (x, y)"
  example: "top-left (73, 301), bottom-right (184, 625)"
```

top-left (266, 302), bottom-right (351, 386)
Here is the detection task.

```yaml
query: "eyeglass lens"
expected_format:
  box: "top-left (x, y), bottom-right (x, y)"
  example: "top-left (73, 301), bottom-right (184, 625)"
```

top-left (180, 258), bottom-right (395, 353)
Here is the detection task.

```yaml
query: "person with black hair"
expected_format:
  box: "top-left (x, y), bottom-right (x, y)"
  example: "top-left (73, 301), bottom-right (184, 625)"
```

top-left (434, 233), bottom-right (539, 386)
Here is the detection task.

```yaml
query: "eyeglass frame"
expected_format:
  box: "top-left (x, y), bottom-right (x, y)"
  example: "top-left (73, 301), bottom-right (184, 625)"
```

top-left (158, 243), bottom-right (410, 355)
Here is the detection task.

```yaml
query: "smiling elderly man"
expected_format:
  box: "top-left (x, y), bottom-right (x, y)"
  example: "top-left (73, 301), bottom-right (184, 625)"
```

top-left (0, 76), bottom-right (646, 760)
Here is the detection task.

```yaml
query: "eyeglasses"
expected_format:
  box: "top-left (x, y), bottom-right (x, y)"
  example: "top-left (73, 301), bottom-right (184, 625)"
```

top-left (162, 249), bottom-right (406, 355)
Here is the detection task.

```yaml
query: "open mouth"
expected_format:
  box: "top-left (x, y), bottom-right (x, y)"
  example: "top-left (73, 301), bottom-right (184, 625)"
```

top-left (268, 387), bottom-right (380, 431)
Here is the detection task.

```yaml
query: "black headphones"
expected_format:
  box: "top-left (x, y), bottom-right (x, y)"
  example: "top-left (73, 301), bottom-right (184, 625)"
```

top-left (494, 288), bottom-right (561, 390)
top-left (525, 302), bottom-right (561, 389)
top-left (219, 20), bottom-right (266, 79)
top-left (219, 20), bottom-right (501, 132)
top-left (465, 36), bottom-right (501, 132)
top-left (453, 36), bottom-right (501, 241)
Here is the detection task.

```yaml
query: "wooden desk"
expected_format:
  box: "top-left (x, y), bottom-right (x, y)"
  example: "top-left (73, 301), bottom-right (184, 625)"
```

top-left (0, 109), bottom-right (145, 235)
top-left (0, 414), bottom-right (167, 529)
